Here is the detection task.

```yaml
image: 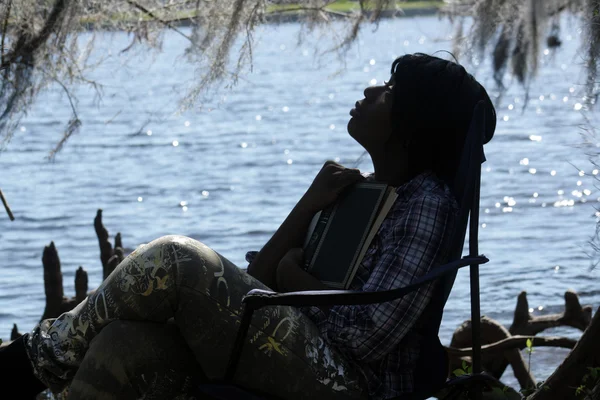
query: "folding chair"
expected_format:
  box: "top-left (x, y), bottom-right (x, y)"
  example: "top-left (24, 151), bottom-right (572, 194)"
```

top-left (192, 100), bottom-right (493, 400)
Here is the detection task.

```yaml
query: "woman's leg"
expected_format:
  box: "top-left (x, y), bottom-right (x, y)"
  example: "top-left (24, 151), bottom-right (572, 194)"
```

top-left (26, 235), bottom-right (368, 399)
top-left (68, 320), bottom-right (203, 400)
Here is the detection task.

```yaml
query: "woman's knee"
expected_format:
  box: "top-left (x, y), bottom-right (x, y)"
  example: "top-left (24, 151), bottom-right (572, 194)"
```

top-left (72, 321), bottom-right (203, 399)
top-left (142, 235), bottom-right (228, 274)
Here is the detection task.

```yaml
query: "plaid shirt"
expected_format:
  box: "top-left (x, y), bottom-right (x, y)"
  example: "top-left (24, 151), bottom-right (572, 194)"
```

top-left (302, 171), bottom-right (458, 399)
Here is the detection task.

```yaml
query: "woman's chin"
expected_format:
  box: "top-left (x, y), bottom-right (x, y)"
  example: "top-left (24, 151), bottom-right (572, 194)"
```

top-left (347, 117), bottom-right (357, 136)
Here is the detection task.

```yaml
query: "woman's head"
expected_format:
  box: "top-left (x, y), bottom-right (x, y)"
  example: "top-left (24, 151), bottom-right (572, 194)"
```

top-left (348, 53), bottom-right (496, 184)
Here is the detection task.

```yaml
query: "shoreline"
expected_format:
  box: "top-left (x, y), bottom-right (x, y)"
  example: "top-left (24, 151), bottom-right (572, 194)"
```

top-left (78, 5), bottom-right (446, 31)
top-left (261, 7), bottom-right (443, 24)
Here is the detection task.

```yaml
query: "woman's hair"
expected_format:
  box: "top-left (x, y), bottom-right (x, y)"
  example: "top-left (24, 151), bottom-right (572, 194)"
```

top-left (388, 53), bottom-right (496, 184)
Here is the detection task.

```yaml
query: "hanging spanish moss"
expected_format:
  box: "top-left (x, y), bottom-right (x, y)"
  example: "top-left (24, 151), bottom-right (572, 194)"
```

top-left (0, 0), bottom-right (394, 153)
top-left (1, 0), bottom-right (600, 154)
top-left (447, 0), bottom-right (599, 102)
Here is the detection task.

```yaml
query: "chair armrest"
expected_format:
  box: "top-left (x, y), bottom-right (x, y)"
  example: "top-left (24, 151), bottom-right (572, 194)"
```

top-left (242, 255), bottom-right (488, 310)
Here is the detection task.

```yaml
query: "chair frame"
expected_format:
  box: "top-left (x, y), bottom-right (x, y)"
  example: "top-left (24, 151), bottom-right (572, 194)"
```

top-left (196, 102), bottom-right (490, 400)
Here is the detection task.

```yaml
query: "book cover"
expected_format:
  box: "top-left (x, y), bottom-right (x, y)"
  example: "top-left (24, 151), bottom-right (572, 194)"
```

top-left (303, 181), bottom-right (398, 289)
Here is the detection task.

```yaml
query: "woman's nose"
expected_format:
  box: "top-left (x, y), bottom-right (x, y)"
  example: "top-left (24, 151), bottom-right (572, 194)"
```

top-left (363, 85), bottom-right (384, 99)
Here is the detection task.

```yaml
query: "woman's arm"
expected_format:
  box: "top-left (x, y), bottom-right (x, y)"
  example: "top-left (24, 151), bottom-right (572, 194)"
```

top-left (246, 199), bottom-right (318, 289)
top-left (276, 248), bottom-right (330, 292)
top-left (247, 161), bottom-right (364, 290)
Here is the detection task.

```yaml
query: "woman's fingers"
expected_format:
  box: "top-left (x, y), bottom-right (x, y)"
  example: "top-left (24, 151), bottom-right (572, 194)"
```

top-left (335, 168), bottom-right (365, 188)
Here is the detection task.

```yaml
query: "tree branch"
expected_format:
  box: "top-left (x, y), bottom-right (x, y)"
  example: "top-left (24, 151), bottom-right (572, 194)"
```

top-left (0, 188), bottom-right (14, 221)
top-left (1, 0), bottom-right (69, 71)
top-left (0, 0), bottom-right (12, 68)
top-left (446, 335), bottom-right (578, 357)
top-left (125, 0), bottom-right (192, 42)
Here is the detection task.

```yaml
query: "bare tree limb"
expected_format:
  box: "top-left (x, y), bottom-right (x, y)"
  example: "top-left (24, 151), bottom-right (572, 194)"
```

top-left (446, 335), bottom-right (577, 356)
top-left (0, 0), bottom-right (12, 68)
top-left (0, 188), bottom-right (14, 221)
top-left (125, 0), bottom-right (192, 42)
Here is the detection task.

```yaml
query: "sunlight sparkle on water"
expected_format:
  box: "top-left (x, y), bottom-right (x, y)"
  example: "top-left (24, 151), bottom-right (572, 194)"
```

top-left (202, 191), bottom-right (209, 197)
top-left (282, 106), bottom-right (289, 112)
top-left (172, 140), bottom-right (179, 147)
top-left (508, 104), bottom-right (514, 110)
top-left (577, 180), bottom-right (582, 186)
top-left (584, 189), bottom-right (592, 196)
top-left (539, 95), bottom-right (545, 101)
top-left (20, 126), bottom-right (26, 132)
top-left (370, 79), bottom-right (377, 85)
top-left (529, 168), bottom-right (537, 174)
top-left (579, 170), bottom-right (585, 176)
top-left (180, 201), bottom-right (188, 207)
top-left (184, 121), bottom-right (190, 127)
top-left (529, 135), bottom-right (542, 142)
top-left (329, 124), bottom-right (335, 130)
top-left (370, 59), bottom-right (376, 65)
top-left (287, 159), bottom-right (293, 165)
top-left (574, 103), bottom-right (583, 111)
top-left (520, 158), bottom-right (529, 166)
top-left (551, 170), bottom-right (556, 176)
top-left (594, 169), bottom-right (599, 175)
top-left (182, 206), bottom-right (188, 212)
top-left (256, 115), bottom-right (262, 121)
top-left (138, 197), bottom-right (143, 202)
top-left (554, 199), bottom-right (575, 207)
top-left (533, 192), bottom-right (538, 198)
top-left (503, 115), bottom-right (509, 121)
top-left (481, 223), bottom-right (486, 228)
top-left (503, 207), bottom-right (513, 213)
top-left (495, 202), bottom-right (501, 208)
top-left (558, 190), bottom-right (564, 195)
top-left (563, 96), bottom-right (569, 102)
top-left (240, 142), bottom-right (248, 148)
top-left (555, 265), bottom-right (560, 272)
top-left (146, 130), bottom-right (152, 136)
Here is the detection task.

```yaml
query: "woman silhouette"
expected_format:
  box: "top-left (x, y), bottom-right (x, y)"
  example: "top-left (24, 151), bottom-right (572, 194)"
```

top-left (0, 53), bottom-right (495, 400)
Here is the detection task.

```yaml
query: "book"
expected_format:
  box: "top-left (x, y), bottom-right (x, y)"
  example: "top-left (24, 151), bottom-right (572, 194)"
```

top-left (302, 181), bottom-right (398, 289)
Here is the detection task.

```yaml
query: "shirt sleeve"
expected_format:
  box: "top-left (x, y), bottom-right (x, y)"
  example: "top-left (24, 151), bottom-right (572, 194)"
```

top-left (321, 193), bottom-right (456, 363)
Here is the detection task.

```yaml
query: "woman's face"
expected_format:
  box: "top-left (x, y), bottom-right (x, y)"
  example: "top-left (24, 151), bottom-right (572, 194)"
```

top-left (347, 82), bottom-right (395, 151)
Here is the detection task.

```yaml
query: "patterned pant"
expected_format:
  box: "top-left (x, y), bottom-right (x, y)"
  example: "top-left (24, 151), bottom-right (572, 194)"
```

top-left (26, 235), bottom-right (368, 399)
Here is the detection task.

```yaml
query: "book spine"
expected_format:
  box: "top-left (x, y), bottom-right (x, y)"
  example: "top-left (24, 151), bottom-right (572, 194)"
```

top-left (303, 204), bottom-right (335, 270)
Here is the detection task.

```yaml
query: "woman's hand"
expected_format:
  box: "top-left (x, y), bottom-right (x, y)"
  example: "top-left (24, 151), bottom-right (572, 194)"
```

top-left (276, 248), bottom-right (329, 292)
top-left (301, 161), bottom-right (365, 213)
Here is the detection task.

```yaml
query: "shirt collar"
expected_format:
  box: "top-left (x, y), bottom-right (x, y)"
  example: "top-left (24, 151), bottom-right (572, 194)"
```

top-left (363, 170), bottom-right (444, 201)
top-left (395, 170), bottom-right (443, 201)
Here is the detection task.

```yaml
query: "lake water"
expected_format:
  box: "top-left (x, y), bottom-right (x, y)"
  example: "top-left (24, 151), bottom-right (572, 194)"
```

top-left (1, 14), bottom-right (599, 390)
